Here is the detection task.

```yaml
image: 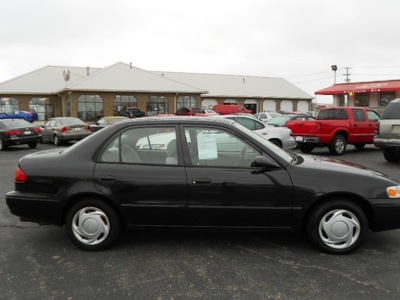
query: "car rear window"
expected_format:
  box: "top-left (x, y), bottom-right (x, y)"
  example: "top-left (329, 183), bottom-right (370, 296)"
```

top-left (381, 101), bottom-right (400, 119)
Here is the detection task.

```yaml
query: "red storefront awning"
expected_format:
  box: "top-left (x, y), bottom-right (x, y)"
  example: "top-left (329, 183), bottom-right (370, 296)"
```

top-left (315, 80), bottom-right (400, 95)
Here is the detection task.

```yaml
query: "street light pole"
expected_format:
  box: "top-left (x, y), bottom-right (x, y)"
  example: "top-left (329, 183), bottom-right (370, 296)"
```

top-left (331, 65), bottom-right (338, 84)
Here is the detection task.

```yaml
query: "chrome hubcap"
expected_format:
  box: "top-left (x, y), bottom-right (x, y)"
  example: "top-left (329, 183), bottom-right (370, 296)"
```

top-left (319, 209), bottom-right (360, 249)
top-left (71, 207), bottom-right (110, 245)
top-left (335, 139), bottom-right (345, 152)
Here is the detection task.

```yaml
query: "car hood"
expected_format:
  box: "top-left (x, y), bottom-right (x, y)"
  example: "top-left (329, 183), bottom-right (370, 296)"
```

top-left (299, 154), bottom-right (392, 180)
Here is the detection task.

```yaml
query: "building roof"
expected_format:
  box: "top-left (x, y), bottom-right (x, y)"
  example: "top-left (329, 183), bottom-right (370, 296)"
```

top-left (69, 62), bottom-right (207, 94)
top-left (152, 71), bottom-right (313, 100)
top-left (0, 65), bottom-right (102, 95)
top-left (0, 62), bottom-right (312, 99)
top-left (315, 79), bottom-right (400, 95)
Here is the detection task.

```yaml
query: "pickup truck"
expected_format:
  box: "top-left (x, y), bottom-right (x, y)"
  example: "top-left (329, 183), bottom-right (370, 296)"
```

top-left (286, 107), bottom-right (380, 155)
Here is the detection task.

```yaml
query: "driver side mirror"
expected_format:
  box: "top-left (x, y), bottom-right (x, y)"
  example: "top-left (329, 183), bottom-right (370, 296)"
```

top-left (252, 156), bottom-right (280, 168)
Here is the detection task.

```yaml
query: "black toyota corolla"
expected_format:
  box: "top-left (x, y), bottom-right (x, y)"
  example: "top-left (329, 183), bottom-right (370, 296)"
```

top-left (6, 117), bottom-right (400, 254)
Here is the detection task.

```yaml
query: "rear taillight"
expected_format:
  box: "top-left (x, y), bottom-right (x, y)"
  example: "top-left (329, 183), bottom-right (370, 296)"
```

top-left (15, 167), bottom-right (28, 183)
top-left (34, 127), bottom-right (41, 134)
top-left (61, 127), bottom-right (68, 133)
top-left (7, 129), bottom-right (22, 136)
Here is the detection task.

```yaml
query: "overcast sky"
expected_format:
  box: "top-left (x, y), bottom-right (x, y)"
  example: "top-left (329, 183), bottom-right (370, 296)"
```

top-left (1, 0), bottom-right (400, 103)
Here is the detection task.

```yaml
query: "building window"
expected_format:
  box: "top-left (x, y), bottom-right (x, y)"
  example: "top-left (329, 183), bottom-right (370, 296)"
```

top-left (354, 93), bottom-right (369, 107)
top-left (78, 95), bottom-right (104, 121)
top-left (379, 92), bottom-right (396, 107)
top-left (147, 96), bottom-right (168, 116)
top-left (114, 95), bottom-right (138, 116)
top-left (0, 97), bottom-right (18, 113)
top-left (177, 96), bottom-right (197, 109)
top-left (30, 97), bottom-right (53, 121)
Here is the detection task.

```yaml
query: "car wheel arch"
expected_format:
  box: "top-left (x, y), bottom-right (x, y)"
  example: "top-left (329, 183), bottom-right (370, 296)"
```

top-left (268, 138), bottom-right (282, 148)
top-left (301, 193), bottom-right (373, 232)
top-left (62, 193), bottom-right (124, 226)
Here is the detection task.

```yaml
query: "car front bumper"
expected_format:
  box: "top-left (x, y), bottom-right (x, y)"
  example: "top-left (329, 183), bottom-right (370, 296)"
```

top-left (370, 199), bottom-right (400, 231)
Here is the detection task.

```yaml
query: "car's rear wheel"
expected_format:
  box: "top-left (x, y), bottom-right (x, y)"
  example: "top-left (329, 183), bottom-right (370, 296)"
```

top-left (65, 199), bottom-right (121, 251)
top-left (298, 144), bottom-right (314, 154)
top-left (329, 135), bottom-right (346, 155)
top-left (383, 148), bottom-right (400, 162)
top-left (28, 141), bottom-right (38, 149)
top-left (307, 200), bottom-right (368, 254)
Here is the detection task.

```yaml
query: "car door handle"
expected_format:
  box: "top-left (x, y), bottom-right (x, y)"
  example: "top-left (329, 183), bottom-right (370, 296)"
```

top-left (99, 176), bottom-right (115, 182)
top-left (192, 177), bottom-right (211, 184)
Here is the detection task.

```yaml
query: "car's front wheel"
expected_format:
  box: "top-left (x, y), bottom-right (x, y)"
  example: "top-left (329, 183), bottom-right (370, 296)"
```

top-left (307, 200), bottom-right (368, 254)
top-left (383, 148), bottom-right (400, 162)
top-left (65, 199), bottom-right (121, 251)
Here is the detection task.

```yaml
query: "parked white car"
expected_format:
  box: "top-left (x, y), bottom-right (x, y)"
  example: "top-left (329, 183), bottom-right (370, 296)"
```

top-left (218, 115), bottom-right (296, 150)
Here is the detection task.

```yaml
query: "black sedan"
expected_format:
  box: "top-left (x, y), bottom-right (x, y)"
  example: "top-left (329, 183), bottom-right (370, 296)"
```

top-left (6, 117), bottom-right (400, 254)
top-left (0, 119), bottom-right (41, 150)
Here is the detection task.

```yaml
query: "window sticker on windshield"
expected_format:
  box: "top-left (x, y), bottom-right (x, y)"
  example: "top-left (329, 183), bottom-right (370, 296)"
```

top-left (198, 134), bottom-right (218, 160)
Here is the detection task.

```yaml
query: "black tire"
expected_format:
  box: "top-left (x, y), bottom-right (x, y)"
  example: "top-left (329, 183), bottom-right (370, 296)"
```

top-left (298, 144), bottom-right (314, 154)
top-left (354, 143), bottom-right (366, 150)
top-left (329, 135), bottom-right (346, 155)
top-left (28, 141), bottom-right (38, 149)
top-left (383, 148), bottom-right (400, 162)
top-left (0, 139), bottom-right (5, 151)
top-left (307, 200), bottom-right (368, 254)
top-left (65, 199), bottom-right (121, 251)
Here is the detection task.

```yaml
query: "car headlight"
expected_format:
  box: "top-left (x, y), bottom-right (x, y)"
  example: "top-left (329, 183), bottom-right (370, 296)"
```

top-left (387, 185), bottom-right (400, 198)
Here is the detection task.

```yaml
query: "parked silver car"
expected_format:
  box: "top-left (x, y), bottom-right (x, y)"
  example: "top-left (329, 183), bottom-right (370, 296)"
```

top-left (40, 117), bottom-right (92, 146)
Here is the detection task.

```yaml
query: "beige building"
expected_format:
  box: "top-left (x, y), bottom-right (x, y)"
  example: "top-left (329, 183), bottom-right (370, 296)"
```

top-left (0, 62), bottom-right (313, 121)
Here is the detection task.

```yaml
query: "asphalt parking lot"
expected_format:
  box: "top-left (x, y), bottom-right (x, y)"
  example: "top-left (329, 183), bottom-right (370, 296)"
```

top-left (1, 143), bottom-right (400, 299)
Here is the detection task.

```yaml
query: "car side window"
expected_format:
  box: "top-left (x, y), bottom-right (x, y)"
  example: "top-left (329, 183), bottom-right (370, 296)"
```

top-left (184, 127), bottom-right (260, 167)
top-left (367, 110), bottom-right (380, 121)
top-left (99, 126), bottom-right (177, 165)
top-left (352, 109), bottom-right (366, 122)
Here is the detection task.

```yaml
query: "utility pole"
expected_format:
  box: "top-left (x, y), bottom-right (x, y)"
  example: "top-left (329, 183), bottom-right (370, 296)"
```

top-left (343, 67), bottom-right (351, 83)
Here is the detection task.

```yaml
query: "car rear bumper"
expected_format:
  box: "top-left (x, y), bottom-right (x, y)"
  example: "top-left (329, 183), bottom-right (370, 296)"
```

top-left (373, 137), bottom-right (400, 149)
top-left (6, 191), bottom-right (63, 225)
top-left (294, 136), bottom-right (320, 144)
top-left (58, 132), bottom-right (92, 141)
top-left (4, 135), bottom-right (41, 146)
top-left (282, 138), bottom-right (297, 150)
